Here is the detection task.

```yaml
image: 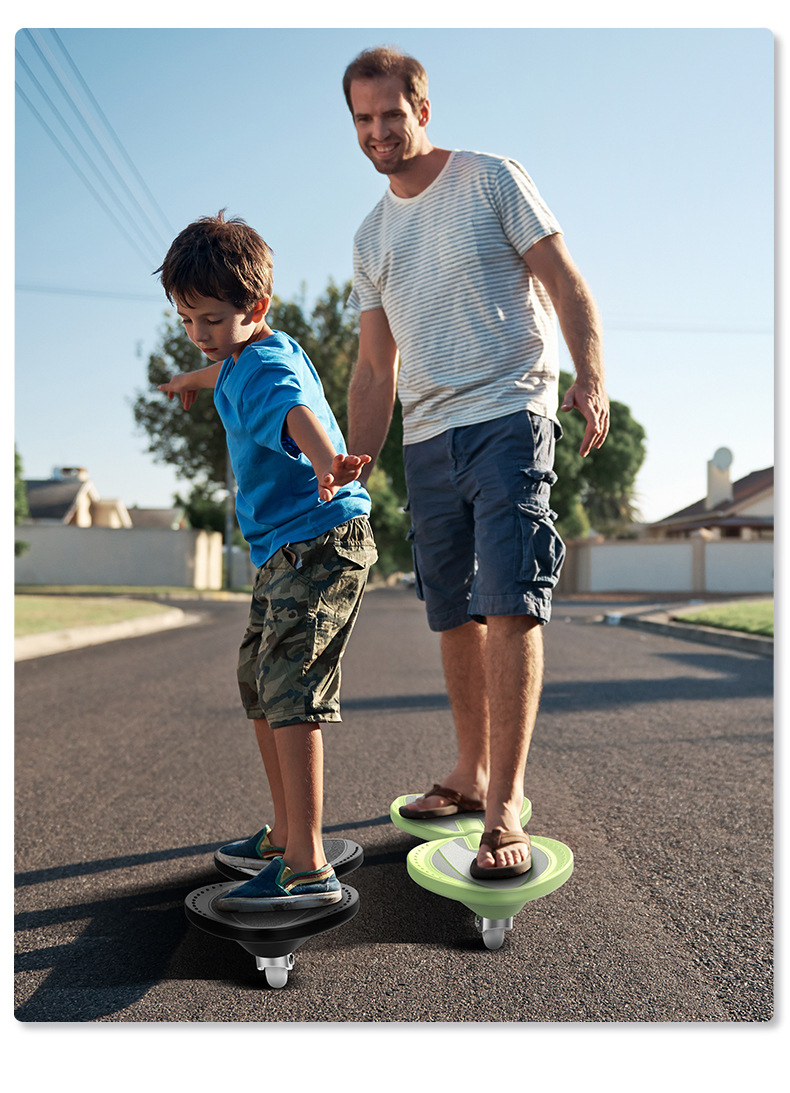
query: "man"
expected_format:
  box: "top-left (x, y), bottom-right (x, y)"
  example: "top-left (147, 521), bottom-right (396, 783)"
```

top-left (343, 47), bottom-right (609, 878)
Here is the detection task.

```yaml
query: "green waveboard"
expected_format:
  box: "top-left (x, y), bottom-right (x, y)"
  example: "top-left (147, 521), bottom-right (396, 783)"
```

top-left (406, 833), bottom-right (573, 920)
top-left (390, 795), bottom-right (532, 841)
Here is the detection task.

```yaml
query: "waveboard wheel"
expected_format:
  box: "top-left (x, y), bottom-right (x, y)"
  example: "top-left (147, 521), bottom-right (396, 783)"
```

top-left (255, 954), bottom-right (295, 988)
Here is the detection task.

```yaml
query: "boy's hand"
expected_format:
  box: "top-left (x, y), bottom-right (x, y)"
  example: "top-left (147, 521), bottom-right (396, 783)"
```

top-left (317, 453), bottom-right (371, 502)
top-left (158, 374), bottom-right (201, 410)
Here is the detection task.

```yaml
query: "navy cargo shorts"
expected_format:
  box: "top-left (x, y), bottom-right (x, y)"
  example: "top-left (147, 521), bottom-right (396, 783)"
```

top-left (403, 410), bottom-right (565, 632)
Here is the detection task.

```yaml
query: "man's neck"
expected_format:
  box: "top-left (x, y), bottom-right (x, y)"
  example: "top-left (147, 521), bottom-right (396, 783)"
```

top-left (389, 146), bottom-right (451, 199)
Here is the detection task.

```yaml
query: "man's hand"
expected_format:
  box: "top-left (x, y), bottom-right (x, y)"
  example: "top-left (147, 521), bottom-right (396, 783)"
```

top-left (317, 453), bottom-right (372, 502)
top-left (560, 381), bottom-right (610, 457)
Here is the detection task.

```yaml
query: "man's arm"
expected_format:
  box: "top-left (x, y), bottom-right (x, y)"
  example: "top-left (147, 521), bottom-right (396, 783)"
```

top-left (285, 405), bottom-right (371, 502)
top-left (347, 308), bottom-right (399, 483)
top-left (158, 361), bottom-right (222, 410)
top-left (523, 233), bottom-right (609, 456)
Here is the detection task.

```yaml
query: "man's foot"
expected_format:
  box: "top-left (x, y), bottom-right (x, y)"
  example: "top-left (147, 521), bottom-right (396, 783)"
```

top-left (471, 828), bottom-right (532, 879)
top-left (216, 857), bottom-right (342, 911)
top-left (399, 783), bottom-right (485, 819)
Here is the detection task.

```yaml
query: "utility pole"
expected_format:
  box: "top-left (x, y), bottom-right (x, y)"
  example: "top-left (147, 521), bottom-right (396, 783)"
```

top-left (225, 445), bottom-right (236, 590)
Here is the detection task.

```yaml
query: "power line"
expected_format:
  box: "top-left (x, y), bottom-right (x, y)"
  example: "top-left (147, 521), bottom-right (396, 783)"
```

top-left (16, 283), bottom-right (164, 303)
top-left (15, 82), bottom-right (159, 270)
top-left (15, 29), bottom-right (172, 269)
top-left (50, 29), bottom-right (174, 240)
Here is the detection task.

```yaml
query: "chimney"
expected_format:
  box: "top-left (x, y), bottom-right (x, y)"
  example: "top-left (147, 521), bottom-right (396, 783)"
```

top-left (59, 467), bottom-right (90, 481)
top-left (705, 448), bottom-right (734, 510)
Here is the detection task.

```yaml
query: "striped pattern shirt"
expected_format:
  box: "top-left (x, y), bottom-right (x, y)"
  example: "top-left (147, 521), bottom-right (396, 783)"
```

top-left (348, 150), bottom-right (563, 445)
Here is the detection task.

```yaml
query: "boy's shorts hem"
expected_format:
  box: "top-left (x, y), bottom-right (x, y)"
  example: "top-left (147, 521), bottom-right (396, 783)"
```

top-left (245, 709), bottom-right (344, 729)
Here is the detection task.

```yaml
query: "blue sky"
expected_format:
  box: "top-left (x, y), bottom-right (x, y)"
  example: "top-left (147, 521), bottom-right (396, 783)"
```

top-left (12, 20), bottom-right (775, 525)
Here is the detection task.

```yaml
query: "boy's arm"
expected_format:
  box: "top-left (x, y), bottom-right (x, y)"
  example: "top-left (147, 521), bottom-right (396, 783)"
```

top-left (285, 405), bottom-right (371, 502)
top-left (158, 361), bottom-right (222, 410)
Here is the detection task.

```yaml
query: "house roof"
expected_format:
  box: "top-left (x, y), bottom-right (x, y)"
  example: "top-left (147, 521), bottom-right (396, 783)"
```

top-left (25, 478), bottom-right (94, 521)
top-left (128, 507), bottom-right (188, 529)
top-left (653, 466), bottom-right (774, 527)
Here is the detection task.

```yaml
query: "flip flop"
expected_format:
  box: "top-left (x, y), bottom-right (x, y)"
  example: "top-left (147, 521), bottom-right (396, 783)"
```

top-left (398, 784), bottom-right (485, 820)
top-left (469, 828), bottom-right (532, 880)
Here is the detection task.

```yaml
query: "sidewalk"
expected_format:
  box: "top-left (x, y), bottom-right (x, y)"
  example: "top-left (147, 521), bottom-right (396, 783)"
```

top-left (603, 603), bottom-right (773, 658)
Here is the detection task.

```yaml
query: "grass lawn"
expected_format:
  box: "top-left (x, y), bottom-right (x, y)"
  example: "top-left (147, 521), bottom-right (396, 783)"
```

top-left (14, 595), bottom-right (174, 637)
top-left (673, 599), bottom-right (773, 638)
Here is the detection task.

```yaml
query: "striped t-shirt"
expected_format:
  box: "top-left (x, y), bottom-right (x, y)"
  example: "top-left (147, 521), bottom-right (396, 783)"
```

top-left (348, 149), bottom-right (563, 445)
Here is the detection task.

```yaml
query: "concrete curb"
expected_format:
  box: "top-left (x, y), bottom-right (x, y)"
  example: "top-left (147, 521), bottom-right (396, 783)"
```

top-left (605, 608), bottom-right (773, 658)
top-left (14, 607), bottom-right (201, 662)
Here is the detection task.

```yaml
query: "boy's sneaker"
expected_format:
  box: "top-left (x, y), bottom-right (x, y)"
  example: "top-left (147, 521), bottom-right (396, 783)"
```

top-left (216, 857), bottom-right (342, 912)
top-left (216, 825), bottom-right (285, 871)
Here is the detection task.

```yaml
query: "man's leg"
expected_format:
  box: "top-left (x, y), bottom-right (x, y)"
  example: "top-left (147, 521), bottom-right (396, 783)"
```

top-left (476, 614), bottom-right (543, 870)
top-left (411, 619), bottom-right (490, 811)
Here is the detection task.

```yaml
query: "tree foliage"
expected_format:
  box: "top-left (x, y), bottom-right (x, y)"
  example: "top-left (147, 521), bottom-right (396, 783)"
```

top-left (15, 445), bottom-right (30, 557)
top-left (553, 370), bottom-right (647, 539)
top-left (132, 314), bottom-right (227, 487)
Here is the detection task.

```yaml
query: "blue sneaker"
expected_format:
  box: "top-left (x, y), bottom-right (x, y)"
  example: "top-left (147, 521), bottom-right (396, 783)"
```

top-left (216, 857), bottom-right (342, 911)
top-left (215, 825), bottom-right (285, 871)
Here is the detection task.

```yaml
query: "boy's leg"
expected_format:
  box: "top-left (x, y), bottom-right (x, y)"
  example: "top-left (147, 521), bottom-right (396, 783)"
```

top-left (253, 717), bottom-right (288, 848)
top-left (271, 722), bottom-right (326, 874)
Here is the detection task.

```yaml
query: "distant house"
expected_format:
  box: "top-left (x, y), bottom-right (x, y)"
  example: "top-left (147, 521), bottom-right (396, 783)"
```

top-left (647, 449), bottom-right (773, 541)
top-left (24, 467), bottom-right (132, 529)
top-left (127, 506), bottom-right (190, 530)
top-left (23, 467), bottom-right (187, 530)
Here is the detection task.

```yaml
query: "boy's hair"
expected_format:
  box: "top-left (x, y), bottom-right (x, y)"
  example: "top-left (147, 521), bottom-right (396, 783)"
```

top-left (156, 210), bottom-right (273, 309)
top-left (342, 46), bottom-right (429, 115)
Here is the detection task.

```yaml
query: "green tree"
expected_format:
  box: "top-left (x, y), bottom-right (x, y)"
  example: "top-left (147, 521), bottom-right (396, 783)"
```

top-left (14, 445), bottom-right (30, 557)
top-left (554, 370), bottom-right (646, 539)
top-left (132, 314), bottom-right (227, 488)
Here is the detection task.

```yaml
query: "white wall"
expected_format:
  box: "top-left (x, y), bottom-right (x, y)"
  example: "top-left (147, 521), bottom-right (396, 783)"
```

top-left (560, 538), bottom-right (773, 595)
top-left (588, 542), bottom-right (694, 593)
top-left (15, 526), bottom-right (223, 589)
top-left (705, 542), bottom-right (774, 593)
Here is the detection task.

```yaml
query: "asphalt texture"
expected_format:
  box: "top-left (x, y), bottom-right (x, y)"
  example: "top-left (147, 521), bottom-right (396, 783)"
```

top-left (14, 587), bottom-right (773, 1023)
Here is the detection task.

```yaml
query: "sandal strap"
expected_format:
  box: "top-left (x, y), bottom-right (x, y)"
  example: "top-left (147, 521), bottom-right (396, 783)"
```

top-left (428, 784), bottom-right (485, 812)
top-left (479, 828), bottom-right (531, 851)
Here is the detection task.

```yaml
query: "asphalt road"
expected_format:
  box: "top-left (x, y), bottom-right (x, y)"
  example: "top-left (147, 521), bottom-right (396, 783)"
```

top-left (14, 587), bottom-right (773, 1023)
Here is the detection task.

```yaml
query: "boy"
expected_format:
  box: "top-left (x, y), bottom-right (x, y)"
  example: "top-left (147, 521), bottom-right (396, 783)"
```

top-left (156, 211), bottom-right (377, 910)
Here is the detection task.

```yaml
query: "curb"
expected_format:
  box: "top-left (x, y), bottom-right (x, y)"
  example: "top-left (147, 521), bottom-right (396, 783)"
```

top-left (605, 608), bottom-right (773, 658)
top-left (14, 607), bottom-right (201, 662)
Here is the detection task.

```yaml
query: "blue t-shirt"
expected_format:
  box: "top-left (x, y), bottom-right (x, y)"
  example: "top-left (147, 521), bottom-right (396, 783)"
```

top-left (213, 330), bottom-right (371, 567)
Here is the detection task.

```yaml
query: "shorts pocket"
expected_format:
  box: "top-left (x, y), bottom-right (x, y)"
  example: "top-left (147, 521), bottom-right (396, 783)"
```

top-left (516, 504), bottom-right (566, 587)
top-left (332, 539), bottom-right (379, 570)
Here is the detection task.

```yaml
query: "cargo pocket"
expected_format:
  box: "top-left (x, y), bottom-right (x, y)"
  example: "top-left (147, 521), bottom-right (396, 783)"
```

top-left (406, 521), bottom-right (425, 601)
top-left (516, 470), bottom-right (565, 587)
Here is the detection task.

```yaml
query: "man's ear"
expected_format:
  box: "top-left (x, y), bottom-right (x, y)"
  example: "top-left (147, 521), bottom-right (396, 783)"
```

top-left (418, 98), bottom-right (431, 127)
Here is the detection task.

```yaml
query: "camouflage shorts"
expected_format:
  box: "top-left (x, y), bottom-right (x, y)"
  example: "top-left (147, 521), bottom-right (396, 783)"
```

top-left (237, 516), bottom-right (377, 729)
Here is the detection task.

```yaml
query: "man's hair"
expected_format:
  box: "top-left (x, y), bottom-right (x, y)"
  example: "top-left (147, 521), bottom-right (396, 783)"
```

top-left (342, 46), bottom-right (429, 115)
top-left (156, 210), bottom-right (273, 309)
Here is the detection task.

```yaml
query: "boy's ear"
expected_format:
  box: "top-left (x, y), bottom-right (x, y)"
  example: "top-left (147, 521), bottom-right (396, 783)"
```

top-left (252, 297), bottom-right (271, 321)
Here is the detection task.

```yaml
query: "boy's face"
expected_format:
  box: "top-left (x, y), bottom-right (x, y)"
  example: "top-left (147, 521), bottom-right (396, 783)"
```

top-left (175, 294), bottom-right (269, 361)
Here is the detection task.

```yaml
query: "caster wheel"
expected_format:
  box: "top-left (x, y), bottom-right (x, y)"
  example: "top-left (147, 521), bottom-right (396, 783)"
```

top-left (265, 966), bottom-right (289, 988)
top-left (482, 928), bottom-right (506, 950)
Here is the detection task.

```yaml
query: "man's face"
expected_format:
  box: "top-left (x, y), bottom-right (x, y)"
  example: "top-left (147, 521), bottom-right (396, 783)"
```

top-left (349, 75), bottom-right (429, 176)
